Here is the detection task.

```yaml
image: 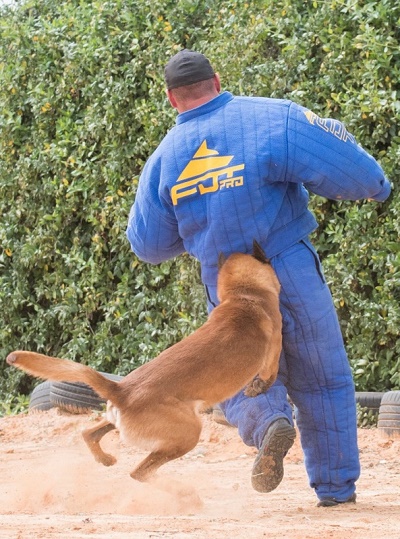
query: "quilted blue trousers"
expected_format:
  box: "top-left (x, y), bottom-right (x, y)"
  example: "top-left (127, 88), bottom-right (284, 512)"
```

top-left (207, 239), bottom-right (360, 501)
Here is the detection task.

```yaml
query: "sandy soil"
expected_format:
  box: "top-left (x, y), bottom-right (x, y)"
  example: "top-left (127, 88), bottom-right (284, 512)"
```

top-left (0, 408), bottom-right (399, 539)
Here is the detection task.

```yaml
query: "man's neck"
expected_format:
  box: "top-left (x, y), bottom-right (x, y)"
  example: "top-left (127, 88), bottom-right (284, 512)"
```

top-left (177, 92), bottom-right (219, 113)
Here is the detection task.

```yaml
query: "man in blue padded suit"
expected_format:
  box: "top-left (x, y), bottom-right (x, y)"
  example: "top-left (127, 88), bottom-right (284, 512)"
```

top-left (126, 50), bottom-right (391, 506)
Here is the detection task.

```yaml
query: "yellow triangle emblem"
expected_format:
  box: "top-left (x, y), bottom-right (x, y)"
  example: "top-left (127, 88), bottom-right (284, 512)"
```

top-left (178, 140), bottom-right (233, 182)
top-left (193, 140), bottom-right (219, 158)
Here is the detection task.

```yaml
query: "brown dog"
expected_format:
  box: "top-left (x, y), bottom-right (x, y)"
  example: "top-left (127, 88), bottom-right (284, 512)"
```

top-left (6, 241), bottom-right (282, 482)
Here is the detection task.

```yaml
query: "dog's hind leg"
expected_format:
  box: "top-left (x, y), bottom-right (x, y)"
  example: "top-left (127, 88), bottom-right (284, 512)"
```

top-left (130, 411), bottom-right (202, 482)
top-left (82, 418), bottom-right (117, 467)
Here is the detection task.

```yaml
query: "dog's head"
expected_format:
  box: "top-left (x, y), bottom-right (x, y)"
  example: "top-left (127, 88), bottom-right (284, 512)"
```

top-left (217, 241), bottom-right (280, 302)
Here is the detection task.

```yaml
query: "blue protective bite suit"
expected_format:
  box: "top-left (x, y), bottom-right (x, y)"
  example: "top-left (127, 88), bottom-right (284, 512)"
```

top-left (126, 92), bottom-right (391, 501)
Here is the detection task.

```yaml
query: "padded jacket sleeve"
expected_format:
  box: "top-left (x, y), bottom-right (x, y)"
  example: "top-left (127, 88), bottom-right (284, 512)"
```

top-left (285, 103), bottom-right (391, 202)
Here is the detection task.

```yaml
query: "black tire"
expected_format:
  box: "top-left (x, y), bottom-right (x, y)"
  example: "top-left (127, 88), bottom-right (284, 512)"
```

top-left (29, 381), bottom-right (53, 411)
top-left (355, 391), bottom-right (386, 414)
top-left (377, 419), bottom-right (400, 427)
top-left (50, 372), bottom-right (123, 414)
top-left (378, 405), bottom-right (400, 415)
top-left (377, 391), bottom-right (400, 437)
top-left (378, 412), bottom-right (399, 420)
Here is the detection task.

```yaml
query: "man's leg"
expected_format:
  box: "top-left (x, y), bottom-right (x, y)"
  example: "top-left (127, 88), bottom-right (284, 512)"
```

top-left (205, 240), bottom-right (360, 501)
top-left (273, 240), bottom-right (360, 503)
top-left (220, 381), bottom-right (293, 449)
top-left (220, 381), bottom-right (296, 493)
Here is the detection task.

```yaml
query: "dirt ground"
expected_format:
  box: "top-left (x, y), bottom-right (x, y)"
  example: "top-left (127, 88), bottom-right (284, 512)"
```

top-left (0, 409), bottom-right (399, 539)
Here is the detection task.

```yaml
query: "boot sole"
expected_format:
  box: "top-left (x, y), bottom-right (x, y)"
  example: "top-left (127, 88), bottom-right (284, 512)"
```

top-left (252, 419), bottom-right (296, 493)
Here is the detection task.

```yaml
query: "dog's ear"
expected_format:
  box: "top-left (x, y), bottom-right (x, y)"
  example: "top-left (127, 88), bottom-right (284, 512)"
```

top-left (252, 240), bottom-right (270, 264)
top-left (218, 252), bottom-right (227, 270)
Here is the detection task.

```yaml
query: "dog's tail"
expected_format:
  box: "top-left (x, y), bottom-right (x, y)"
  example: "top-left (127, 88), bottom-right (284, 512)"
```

top-left (6, 351), bottom-right (118, 402)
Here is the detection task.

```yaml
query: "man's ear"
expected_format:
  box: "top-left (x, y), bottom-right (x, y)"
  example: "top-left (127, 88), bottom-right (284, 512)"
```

top-left (214, 73), bottom-right (221, 93)
top-left (166, 88), bottom-right (178, 110)
top-left (218, 252), bottom-right (227, 269)
top-left (252, 240), bottom-right (270, 264)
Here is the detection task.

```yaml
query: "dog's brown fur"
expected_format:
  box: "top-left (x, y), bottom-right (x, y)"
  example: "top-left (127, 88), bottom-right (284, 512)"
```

top-left (6, 242), bottom-right (282, 482)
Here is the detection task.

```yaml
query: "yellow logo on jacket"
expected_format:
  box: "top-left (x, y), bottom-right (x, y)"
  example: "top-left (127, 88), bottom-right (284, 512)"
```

top-left (171, 141), bottom-right (245, 205)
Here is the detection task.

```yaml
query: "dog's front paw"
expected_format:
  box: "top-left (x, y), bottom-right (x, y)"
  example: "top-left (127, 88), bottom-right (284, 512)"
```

top-left (244, 377), bottom-right (270, 397)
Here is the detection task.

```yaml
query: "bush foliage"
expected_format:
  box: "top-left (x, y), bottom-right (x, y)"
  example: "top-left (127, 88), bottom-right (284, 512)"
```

top-left (0, 0), bottom-right (399, 406)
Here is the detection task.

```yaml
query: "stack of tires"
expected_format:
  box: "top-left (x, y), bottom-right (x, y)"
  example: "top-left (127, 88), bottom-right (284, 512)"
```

top-left (377, 391), bottom-right (400, 439)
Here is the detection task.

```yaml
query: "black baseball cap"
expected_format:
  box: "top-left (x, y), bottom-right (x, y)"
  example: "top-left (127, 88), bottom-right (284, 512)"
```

top-left (164, 49), bottom-right (215, 90)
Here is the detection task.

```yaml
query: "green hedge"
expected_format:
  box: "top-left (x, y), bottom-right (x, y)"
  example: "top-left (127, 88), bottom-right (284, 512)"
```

top-left (0, 0), bottom-right (399, 408)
